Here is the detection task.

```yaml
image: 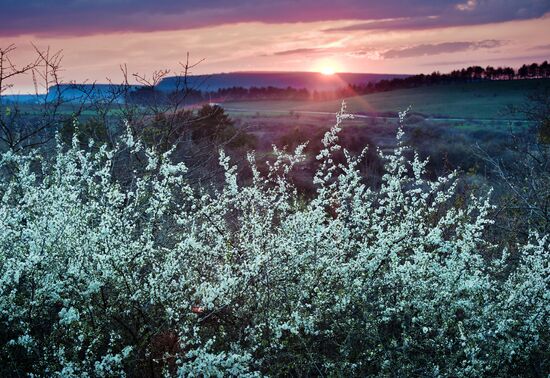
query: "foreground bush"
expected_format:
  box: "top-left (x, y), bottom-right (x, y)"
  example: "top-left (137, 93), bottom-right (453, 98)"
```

top-left (0, 104), bottom-right (548, 376)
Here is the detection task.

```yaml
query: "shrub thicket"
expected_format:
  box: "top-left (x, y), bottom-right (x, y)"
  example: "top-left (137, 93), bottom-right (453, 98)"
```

top-left (0, 103), bottom-right (548, 376)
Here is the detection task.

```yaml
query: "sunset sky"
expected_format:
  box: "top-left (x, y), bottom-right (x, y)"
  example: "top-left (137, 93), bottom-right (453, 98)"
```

top-left (1, 0), bottom-right (550, 92)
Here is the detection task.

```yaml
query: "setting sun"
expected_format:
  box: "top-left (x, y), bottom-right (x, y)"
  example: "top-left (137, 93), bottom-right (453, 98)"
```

top-left (320, 66), bottom-right (336, 75)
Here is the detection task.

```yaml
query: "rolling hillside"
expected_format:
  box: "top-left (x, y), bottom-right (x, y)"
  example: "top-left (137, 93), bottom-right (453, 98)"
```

top-left (156, 71), bottom-right (411, 92)
top-left (223, 79), bottom-right (549, 120)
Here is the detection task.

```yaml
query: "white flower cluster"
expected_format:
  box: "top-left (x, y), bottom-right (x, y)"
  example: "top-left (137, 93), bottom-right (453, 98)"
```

top-left (0, 103), bottom-right (547, 376)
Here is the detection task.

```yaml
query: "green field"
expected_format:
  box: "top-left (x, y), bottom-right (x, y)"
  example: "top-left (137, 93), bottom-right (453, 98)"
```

top-left (224, 79), bottom-right (550, 120)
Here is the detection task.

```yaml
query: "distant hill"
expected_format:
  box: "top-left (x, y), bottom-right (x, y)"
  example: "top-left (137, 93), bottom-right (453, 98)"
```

top-left (156, 72), bottom-right (411, 92)
top-left (45, 84), bottom-right (144, 103)
top-left (35, 72), bottom-right (409, 102)
top-left (1, 94), bottom-right (46, 104)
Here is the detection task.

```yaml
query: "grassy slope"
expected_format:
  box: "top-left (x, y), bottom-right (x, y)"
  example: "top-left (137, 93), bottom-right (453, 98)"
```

top-left (225, 79), bottom-right (550, 120)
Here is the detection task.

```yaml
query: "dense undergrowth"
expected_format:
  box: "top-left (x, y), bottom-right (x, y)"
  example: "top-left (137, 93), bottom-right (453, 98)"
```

top-left (0, 103), bottom-right (548, 376)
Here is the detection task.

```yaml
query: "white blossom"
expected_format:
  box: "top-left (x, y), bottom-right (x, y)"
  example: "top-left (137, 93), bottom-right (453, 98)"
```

top-left (0, 103), bottom-right (547, 376)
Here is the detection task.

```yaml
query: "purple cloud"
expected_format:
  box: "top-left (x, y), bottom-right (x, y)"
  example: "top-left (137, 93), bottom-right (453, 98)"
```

top-left (272, 47), bottom-right (341, 56)
top-left (0, 0), bottom-right (548, 36)
top-left (382, 40), bottom-right (505, 59)
top-left (529, 43), bottom-right (550, 50)
top-left (326, 0), bottom-right (550, 32)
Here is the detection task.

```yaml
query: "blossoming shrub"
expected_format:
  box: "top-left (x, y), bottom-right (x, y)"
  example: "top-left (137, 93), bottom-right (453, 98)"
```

top-left (0, 104), bottom-right (548, 376)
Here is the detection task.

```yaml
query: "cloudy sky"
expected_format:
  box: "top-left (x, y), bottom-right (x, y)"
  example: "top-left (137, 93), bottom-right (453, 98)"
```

top-left (1, 0), bottom-right (549, 91)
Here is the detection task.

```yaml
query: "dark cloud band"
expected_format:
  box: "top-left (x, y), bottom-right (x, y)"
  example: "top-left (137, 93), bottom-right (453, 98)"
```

top-left (383, 40), bottom-right (505, 59)
top-left (0, 0), bottom-right (548, 36)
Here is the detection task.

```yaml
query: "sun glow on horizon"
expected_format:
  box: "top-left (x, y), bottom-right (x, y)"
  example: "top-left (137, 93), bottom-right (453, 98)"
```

top-left (320, 66), bottom-right (336, 75)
